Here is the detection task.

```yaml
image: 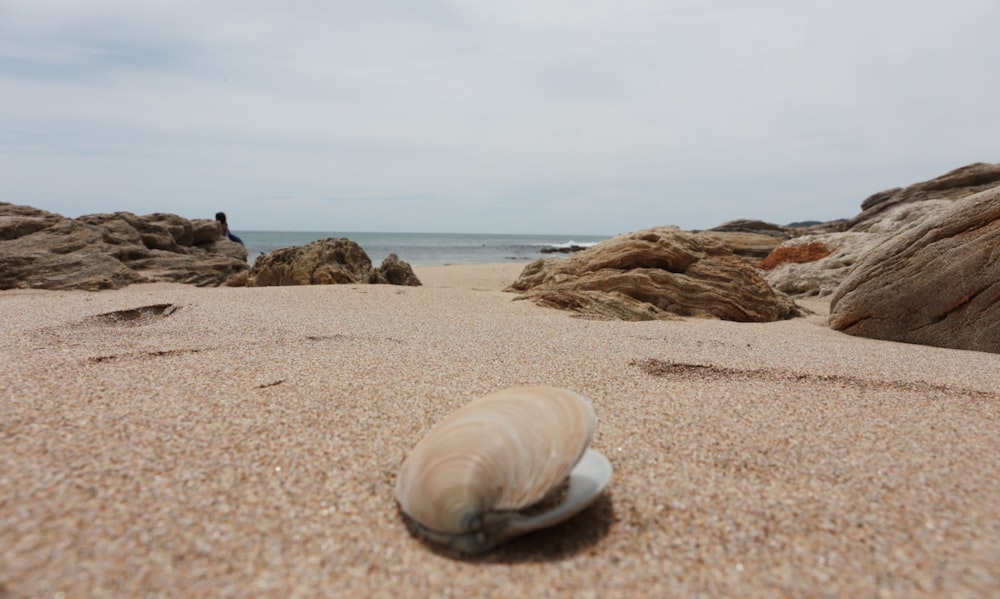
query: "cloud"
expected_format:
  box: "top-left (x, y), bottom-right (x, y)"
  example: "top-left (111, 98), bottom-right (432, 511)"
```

top-left (2, 0), bottom-right (998, 233)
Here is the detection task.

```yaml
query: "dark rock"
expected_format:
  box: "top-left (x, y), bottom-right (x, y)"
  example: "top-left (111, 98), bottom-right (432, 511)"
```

top-left (376, 253), bottom-right (422, 286)
top-left (0, 204), bottom-right (63, 240)
top-left (246, 238), bottom-right (420, 287)
top-left (540, 244), bottom-right (589, 254)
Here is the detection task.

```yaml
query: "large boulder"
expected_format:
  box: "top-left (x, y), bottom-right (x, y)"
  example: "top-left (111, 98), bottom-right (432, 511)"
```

top-left (378, 253), bottom-right (422, 286)
top-left (0, 203), bottom-right (248, 290)
top-left (828, 186), bottom-right (1000, 353)
top-left (505, 226), bottom-right (799, 322)
top-left (246, 238), bottom-right (421, 287)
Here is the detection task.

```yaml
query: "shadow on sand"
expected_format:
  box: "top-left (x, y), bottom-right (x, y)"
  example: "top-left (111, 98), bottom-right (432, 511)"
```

top-left (399, 492), bottom-right (616, 563)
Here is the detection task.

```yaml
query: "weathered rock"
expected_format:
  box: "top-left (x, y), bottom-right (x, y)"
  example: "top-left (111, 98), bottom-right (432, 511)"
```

top-left (506, 226), bottom-right (799, 322)
top-left (829, 186), bottom-right (1000, 353)
top-left (708, 219), bottom-right (799, 238)
top-left (858, 199), bottom-right (954, 235)
top-left (518, 288), bottom-right (679, 321)
top-left (757, 242), bottom-right (833, 270)
top-left (246, 238), bottom-right (420, 287)
top-left (0, 203), bottom-right (248, 291)
top-left (247, 238), bottom-right (371, 286)
top-left (848, 162), bottom-right (1000, 232)
top-left (792, 220), bottom-right (849, 234)
top-left (376, 253), bottom-right (422, 286)
top-left (761, 198), bottom-right (956, 297)
top-left (760, 233), bottom-right (882, 297)
top-left (192, 218), bottom-right (223, 245)
top-left (698, 231), bottom-right (785, 265)
top-left (539, 244), bottom-right (589, 254)
top-left (0, 204), bottom-right (64, 240)
top-left (701, 219), bottom-right (847, 265)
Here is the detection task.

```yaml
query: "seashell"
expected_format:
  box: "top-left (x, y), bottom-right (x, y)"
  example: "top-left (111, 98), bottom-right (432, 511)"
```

top-left (395, 386), bottom-right (612, 554)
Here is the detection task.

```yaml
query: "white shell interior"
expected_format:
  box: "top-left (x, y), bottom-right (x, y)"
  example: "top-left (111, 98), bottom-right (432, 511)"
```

top-left (505, 448), bottom-right (612, 537)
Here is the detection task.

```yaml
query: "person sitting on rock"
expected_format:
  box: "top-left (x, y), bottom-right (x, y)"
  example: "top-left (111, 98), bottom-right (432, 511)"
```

top-left (215, 212), bottom-right (244, 246)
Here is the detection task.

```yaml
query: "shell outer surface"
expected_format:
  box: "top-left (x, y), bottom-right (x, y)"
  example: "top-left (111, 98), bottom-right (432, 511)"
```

top-left (395, 386), bottom-right (597, 552)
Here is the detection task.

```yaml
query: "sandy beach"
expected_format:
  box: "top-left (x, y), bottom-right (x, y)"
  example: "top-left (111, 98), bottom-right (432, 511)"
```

top-left (2, 262), bottom-right (998, 597)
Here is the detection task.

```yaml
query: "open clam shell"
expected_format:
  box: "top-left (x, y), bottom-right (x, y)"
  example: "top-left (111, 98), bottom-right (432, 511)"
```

top-left (395, 386), bottom-right (612, 554)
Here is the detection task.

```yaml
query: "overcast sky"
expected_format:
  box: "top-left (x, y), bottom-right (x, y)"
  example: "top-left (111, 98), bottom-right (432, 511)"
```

top-left (2, 0), bottom-right (998, 234)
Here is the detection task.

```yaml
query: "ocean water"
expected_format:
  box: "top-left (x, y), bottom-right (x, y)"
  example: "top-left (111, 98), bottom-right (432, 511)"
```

top-left (236, 231), bottom-right (611, 267)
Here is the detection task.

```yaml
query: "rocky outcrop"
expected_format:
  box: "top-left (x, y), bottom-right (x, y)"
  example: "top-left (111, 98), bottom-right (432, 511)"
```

top-left (0, 203), bottom-right (63, 240)
top-left (708, 219), bottom-right (800, 238)
top-left (246, 238), bottom-right (421, 287)
top-left (378, 253), bottom-right (422, 286)
top-left (698, 231), bottom-right (784, 265)
top-left (702, 219), bottom-right (847, 265)
top-left (853, 199), bottom-right (954, 235)
top-left (540, 244), bottom-right (589, 254)
top-left (701, 220), bottom-right (795, 265)
top-left (848, 162), bottom-right (1000, 232)
top-left (0, 203), bottom-right (248, 291)
top-left (760, 165), bottom-right (994, 297)
top-left (761, 232), bottom-right (889, 297)
top-left (505, 226), bottom-right (799, 322)
top-left (757, 241), bottom-right (833, 270)
top-left (828, 186), bottom-right (1000, 353)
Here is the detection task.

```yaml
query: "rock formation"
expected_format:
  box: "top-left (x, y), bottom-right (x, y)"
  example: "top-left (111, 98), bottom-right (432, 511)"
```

top-left (699, 219), bottom-right (795, 265)
top-left (757, 241), bottom-right (833, 270)
top-left (761, 163), bottom-right (999, 297)
top-left (708, 219), bottom-right (800, 238)
top-left (760, 232), bottom-right (888, 297)
top-left (378, 253), bottom-right (423, 286)
top-left (246, 238), bottom-right (420, 287)
top-left (539, 244), bottom-right (589, 254)
top-left (505, 226), bottom-right (799, 322)
top-left (848, 162), bottom-right (1000, 232)
top-left (0, 203), bottom-right (248, 291)
top-left (701, 219), bottom-right (846, 266)
top-left (828, 186), bottom-right (1000, 353)
top-left (697, 231), bottom-right (782, 265)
